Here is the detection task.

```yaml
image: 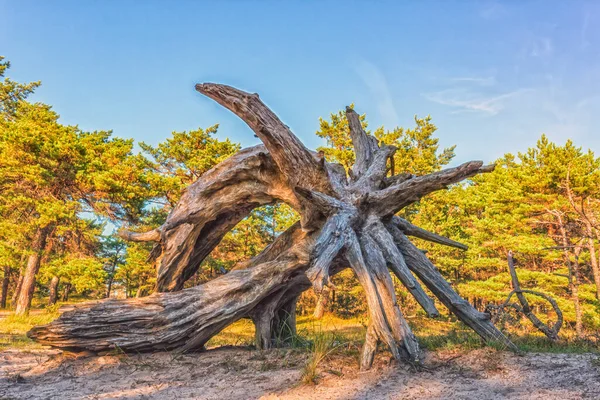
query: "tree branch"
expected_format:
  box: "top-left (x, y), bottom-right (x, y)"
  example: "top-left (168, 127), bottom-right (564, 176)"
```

top-left (306, 213), bottom-right (353, 292)
top-left (365, 218), bottom-right (439, 317)
top-left (371, 162), bottom-right (495, 216)
top-left (346, 106), bottom-right (378, 179)
top-left (382, 173), bottom-right (414, 188)
top-left (196, 83), bottom-right (331, 193)
top-left (117, 228), bottom-right (161, 242)
top-left (392, 216), bottom-right (468, 250)
top-left (504, 251), bottom-right (562, 341)
top-left (294, 187), bottom-right (348, 216)
top-left (352, 145), bottom-right (397, 192)
top-left (345, 230), bottom-right (420, 365)
top-left (387, 224), bottom-right (517, 352)
top-left (153, 145), bottom-right (294, 291)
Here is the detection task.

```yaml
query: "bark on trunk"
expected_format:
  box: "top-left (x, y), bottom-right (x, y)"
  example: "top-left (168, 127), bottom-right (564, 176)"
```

top-left (585, 222), bottom-right (600, 301)
top-left (29, 226), bottom-right (313, 352)
top-left (48, 276), bottom-right (60, 306)
top-left (552, 211), bottom-right (583, 338)
top-left (11, 270), bottom-right (23, 310)
top-left (15, 226), bottom-right (51, 315)
top-left (1, 266), bottom-right (10, 309)
top-left (29, 83), bottom-right (516, 368)
top-left (105, 276), bottom-right (114, 299)
top-left (564, 179), bottom-right (600, 301)
top-left (313, 287), bottom-right (329, 319)
top-left (62, 283), bottom-right (72, 302)
top-left (571, 250), bottom-right (583, 338)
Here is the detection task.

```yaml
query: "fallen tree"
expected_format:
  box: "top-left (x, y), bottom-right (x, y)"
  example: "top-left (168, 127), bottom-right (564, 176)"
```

top-left (29, 83), bottom-right (516, 369)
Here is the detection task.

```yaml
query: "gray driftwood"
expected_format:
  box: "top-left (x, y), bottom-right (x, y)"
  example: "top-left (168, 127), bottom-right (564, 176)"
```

top-left (488, 251), bottom-right (562, 341)
top-left (29, 83), bottom-right (516, 368)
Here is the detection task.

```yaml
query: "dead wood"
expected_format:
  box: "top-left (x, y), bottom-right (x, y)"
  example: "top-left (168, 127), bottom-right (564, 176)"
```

top-left (29, 83), bottom-right (516, 368)
top-left (489, 251), bottom-right (563, 341)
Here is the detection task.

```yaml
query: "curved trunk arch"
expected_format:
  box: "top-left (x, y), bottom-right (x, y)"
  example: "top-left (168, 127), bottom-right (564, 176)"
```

top-left (124, 145), bottom-right (302, 292)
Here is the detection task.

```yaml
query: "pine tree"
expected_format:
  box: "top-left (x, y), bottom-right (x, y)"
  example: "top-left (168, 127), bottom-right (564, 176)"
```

top-left (0, 58), bottom-right (154, 314)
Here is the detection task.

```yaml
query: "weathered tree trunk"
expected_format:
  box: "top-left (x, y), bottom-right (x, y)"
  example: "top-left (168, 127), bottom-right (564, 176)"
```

top-left (585, 222), bottom-right (600, 301)
top-left (62, 283), bottom-right (72, 302)
top-left (29, 83), bottom-right (516, 368)
top-left (571, 248), bottom-right (583, 338)
top-left (1, 266), bottom-right (10, 309)
top-left (243, 223), bottom-right (309, 349)
top-left (120, 145), bottom-right (298, 292)
top-left (11, 269), bottom-right (23, 310)
top-left (29, 225), bottom-right (313, 352)
top-left (313, 287), bottom-right (329, 319)
top-left (564, 180), bottom-right (600, 301)
top-left (48, 276), bottom-right (60, 306)
top-left (251, 282), bottom-right (306, 349)
top-left (552, 212), bottom-right (583, 338)
top-left (136, 285), bottom-right (149, 298)
top-left (15, 226), bottom-right (51, 315)
top-left (105, 276), bottom-right (114, 299)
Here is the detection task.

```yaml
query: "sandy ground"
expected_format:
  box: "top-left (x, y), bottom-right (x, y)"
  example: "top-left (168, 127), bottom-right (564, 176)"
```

top-left (0, 347), bottom-right (598, 400)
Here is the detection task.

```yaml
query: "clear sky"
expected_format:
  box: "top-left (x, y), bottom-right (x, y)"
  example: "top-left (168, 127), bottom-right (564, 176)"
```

top-left (1, 1), bottom-right (599, 164)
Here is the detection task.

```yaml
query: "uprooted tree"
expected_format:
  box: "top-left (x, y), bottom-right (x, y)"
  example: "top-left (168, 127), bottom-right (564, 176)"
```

top-left (29, 83), bottom-right (517, 369)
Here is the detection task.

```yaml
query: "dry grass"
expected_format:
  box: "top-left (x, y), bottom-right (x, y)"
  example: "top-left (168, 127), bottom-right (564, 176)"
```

top-left (0, 309), bottom-right (59, 350)
top-left (300, 330), bottom-right (337, 384)
top-left (206, 318), bottom-right (256, 348)
top-left (1, 301), bottom-right (596, 355)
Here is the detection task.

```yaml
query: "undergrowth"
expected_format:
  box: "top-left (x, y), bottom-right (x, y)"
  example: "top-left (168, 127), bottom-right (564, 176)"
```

top-left (0, 308), bottom-right (60, 350)
top-left (1, 305), bottom-right (597, 357)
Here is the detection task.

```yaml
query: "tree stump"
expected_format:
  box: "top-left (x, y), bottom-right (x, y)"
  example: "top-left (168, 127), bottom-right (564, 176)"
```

top-left (29, 83), bottom-right (516, 368)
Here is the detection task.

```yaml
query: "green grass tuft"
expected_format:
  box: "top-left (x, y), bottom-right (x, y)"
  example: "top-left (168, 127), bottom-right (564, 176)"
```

top-left (300, 330), bottom-right (337, 385)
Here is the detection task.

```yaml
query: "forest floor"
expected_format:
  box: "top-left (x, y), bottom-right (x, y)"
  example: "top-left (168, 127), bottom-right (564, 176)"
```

top-left (1, 312), bottom-right (599, 399)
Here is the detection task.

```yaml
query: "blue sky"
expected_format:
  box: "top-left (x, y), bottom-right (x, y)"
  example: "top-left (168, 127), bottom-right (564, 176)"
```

top-left (1, 1), bottom-right (599, 165)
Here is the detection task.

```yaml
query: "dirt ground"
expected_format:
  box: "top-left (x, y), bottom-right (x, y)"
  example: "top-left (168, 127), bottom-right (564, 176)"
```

top-left (0, 347), bottom-right (598, 400)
